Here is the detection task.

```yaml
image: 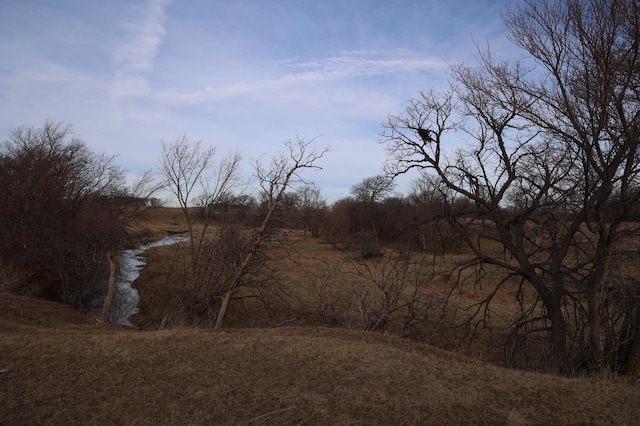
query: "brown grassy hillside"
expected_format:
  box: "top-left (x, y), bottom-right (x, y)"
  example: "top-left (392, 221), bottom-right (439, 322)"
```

top-left (1, 293), bottom-right (639, 425)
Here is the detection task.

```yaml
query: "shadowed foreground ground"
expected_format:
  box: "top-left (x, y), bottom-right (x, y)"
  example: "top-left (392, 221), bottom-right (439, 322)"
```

top-left (1, 293), bottom-right (639, 425)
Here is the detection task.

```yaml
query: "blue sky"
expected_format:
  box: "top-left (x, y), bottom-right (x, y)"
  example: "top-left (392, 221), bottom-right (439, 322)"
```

top-left (0, 0), bottom-right (516, 202)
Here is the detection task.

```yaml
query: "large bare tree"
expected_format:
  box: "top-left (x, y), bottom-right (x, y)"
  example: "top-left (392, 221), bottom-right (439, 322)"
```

top-left (382, 0), bottom-right (640, 374)
top-left (295, 184), bottom-right (327, 238)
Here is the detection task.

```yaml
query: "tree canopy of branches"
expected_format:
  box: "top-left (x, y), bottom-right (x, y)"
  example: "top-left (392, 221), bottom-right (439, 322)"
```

top-left (350, 174), bottom-right (396, 204)
top-left (343, 175), bottom-right (396, 256)
top-left (212, 136), bottom-right (330, 328)
top-left (382, 0), bottom-right (640, 374)
top-left (0, 120), bottom-right (131, 307)
top-left (159, 135), bottom-right (243, 239)
top-left (158, 135), bottom-right (243, 323)
top-left (159, 135), bottom-right (329, 328)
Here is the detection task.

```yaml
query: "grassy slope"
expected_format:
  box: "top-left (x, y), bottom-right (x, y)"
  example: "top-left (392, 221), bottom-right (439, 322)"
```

top-left (1, 294), bottom-right (639, 425)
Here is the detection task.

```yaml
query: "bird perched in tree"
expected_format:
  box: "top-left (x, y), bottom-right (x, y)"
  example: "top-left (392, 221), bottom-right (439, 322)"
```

top-left (417, 128), bottom-right (434, 143)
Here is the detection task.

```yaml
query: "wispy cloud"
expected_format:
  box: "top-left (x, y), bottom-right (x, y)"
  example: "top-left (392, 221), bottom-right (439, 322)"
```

top-left (137, 49), bottom-right (446, 107)
top-left (113, 0), bottom-right (171, 76)
top-left (286, 50), bottom-right (447, 80)
top-left (0, 0), bottom-right (515, 202)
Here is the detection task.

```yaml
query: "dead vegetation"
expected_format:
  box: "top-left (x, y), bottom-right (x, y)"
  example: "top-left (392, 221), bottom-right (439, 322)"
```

top-left (129, 214), bottom-right (637, 375)
top-left (2, 205), bottom-right (640, 424)
top-left (1, 293), bottom-right (639, 425)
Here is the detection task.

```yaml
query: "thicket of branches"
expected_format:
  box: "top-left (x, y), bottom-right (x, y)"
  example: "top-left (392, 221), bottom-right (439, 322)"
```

top-left (0, 121), bottom-right (151, 307)
top-left (158, 135), bottom-right (329, 328)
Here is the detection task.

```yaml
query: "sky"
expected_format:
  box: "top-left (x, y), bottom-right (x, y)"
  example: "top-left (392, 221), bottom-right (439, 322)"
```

top-left (0, 0), bottom-right (518, 202)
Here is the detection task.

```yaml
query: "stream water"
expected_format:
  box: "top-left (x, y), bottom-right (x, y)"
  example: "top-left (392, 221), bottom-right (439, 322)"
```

top-left (91, 235), bottom-right (187, 326)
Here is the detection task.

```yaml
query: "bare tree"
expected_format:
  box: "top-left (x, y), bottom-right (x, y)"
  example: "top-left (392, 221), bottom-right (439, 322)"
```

top-left (158, 135), bottom-right (328, 328)
top-left (351, 174), bottom-right (396, 204)
top-left (159, 135), bottom-right (241, 241)
top-left (406, 172), bottom-right (460, 256)
top-left (213, 136), bottom-right (330, 328)
top-left (382, 0), bottom-right (640, 374)
top-left (296, 184), bottom-right (327, 238)
top-left (349, 174), bottom-right (396, 256)
top-left (158, 135), bottom-right (243, 322)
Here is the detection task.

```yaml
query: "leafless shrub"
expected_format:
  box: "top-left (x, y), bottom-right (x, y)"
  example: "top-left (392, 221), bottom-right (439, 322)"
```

top-left (346, 248), bottom-right (448, 338)
top-left (296, 260), bottom-right (353, 326)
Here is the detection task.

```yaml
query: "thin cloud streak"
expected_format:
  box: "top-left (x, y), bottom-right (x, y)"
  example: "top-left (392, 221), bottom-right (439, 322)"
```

top-left (121, 50), bottom-right (447, 107)
top-left (114, 0), bottom-right (171, 76)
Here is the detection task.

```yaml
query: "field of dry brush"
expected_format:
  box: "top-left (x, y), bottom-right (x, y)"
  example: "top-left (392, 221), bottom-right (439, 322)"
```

top-left (2, 208), bottom-right (639, 425)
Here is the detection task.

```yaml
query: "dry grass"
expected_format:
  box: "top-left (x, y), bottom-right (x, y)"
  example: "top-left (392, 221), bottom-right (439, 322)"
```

top-left (129, 212), bottom-right (627, 370)
top-left (4, 209), bottom-right (639, 424)
top-left (125, 207), bottom-right (190, 243)
top-left (128, 230), bottom-right (547, 372)
top-left (1, 293), bottom-right (639, 425)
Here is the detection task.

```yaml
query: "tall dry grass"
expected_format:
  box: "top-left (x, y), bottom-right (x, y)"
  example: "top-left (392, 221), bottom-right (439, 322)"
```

top-left (130, 227), bottom-right (560, 371)
top-left (1, 293), bottom-right (639, 425)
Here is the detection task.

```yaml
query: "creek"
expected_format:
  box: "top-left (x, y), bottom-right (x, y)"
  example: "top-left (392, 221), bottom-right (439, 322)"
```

top-left (91, 235), bottom-right (187, 326)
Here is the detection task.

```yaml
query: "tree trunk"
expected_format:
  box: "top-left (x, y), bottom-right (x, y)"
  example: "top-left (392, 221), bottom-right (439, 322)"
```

top-left (544, 293), bottom-right (570, 374)
top-left (587, 285), bottom-right (605, 368)
top-left (624, 308), bottom-right (640, 374)
top-left (214, 290), bottom-right (232, 329)
top-left (588, 236), bottom-right (611, 369)
top-left (58, 268), bottom-right (69, 305)
top-left (101, 252), bottom-right (117, 323)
